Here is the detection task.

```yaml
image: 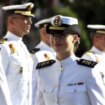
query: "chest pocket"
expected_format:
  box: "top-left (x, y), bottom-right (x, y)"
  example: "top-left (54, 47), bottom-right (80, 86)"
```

top-left (65, 83), bottom-right (86, 93)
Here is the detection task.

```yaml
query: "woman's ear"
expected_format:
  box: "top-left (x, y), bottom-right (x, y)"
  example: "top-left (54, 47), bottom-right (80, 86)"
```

top-left (73, 35), bottom-right (79, 43)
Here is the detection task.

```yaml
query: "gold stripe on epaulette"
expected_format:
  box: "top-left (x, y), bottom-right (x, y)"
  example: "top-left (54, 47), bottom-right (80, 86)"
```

top-left (36, 60), bottom-right (55, 69)
top-left (49, 26), bottom-right (65, 30)
top-left (96, 30), bottom-right (105, 34)
top-left (77, 59), bottom-right (97, 68)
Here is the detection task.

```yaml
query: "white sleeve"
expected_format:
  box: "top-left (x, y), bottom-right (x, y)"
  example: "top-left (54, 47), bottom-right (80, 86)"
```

top-left (32, 54), bottom-right (39, 105)
top-left (0, 55), bottom-right (13, 105)
top-left (87, 65), bottom-right (105, 105)
top-left (35, 73), bottom-right (45, 105)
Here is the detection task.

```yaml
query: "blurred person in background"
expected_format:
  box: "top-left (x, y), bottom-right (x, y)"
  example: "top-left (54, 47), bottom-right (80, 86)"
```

top-left (82, 24), bottom-right (105, 85)
top-left (31, 17), bottom-right (56, 105)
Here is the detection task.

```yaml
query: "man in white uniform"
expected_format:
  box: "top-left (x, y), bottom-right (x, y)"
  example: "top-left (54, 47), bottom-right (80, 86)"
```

top-left (31, 17), bottom-right (56, 105)
top-left (35, 15), bottom-right (105, 105)
top-left (82, 24), bottom-right (105, 84)
top-left (0, 2), bottom-right (34, 105)
top-left (31, 17), bottom-right (55, 53)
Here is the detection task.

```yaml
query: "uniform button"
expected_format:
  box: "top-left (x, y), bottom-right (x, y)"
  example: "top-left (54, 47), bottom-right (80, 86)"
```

top-left (74, 89), bottom-right (77, 92)
top-left (19, 67), bottom-right (23, 73)
top-left (61, 68), bottom-right (63, 72)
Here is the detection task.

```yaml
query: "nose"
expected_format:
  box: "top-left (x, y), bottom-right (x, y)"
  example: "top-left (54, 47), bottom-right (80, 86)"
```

top-left (28, 18), bottom-right (32, 24)
top-left (26, 17), bottom-right (32, 25)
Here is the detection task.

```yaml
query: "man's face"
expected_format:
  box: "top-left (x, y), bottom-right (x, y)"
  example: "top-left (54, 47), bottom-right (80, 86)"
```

top-left (10, 14), bottom-right (32, 37)
top-left (94, 34), bottom-right (105, 51)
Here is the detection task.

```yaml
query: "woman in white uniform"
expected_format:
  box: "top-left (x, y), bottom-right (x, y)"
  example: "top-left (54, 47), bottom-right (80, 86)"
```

top-left (35, 15), bottom-right (105, 105)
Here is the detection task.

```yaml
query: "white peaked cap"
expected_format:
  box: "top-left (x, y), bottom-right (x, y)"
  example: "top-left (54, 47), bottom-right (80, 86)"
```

top-left (87, 24), bottom-right (105, 30)
top-left (35, 17), bottom-right (52, 28)
top-left (51, 15), bottom-right (78, 26)
top-left (2, 2), bottom-right (34, 10)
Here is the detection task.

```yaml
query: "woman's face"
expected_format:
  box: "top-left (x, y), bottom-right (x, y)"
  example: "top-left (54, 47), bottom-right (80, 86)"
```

top-left (50, 34), bottom-right (78, 54)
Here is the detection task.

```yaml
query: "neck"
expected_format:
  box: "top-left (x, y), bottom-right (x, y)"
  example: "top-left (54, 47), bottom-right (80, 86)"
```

top-left (56, 51), bottom-right (73, 61)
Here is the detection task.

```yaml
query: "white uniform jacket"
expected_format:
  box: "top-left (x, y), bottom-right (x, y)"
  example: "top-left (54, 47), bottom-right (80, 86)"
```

top-left (35, 52), bottom-right (105, 105)
top-left (82, 46), bottom-right (105, 85)
top-left (0, 31), bottom-right (33, 105)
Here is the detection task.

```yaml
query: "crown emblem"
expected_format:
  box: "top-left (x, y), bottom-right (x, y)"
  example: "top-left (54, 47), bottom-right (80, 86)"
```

top-left (52, 16), bottom-right (62, 26)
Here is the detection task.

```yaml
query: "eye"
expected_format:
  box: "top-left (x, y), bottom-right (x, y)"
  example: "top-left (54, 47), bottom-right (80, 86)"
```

top-left (24, 16), bottom-right (32, 21)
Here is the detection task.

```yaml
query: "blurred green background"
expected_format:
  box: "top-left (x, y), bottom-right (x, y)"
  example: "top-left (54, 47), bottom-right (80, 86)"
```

top-left (1, 0), bottom-right (105, 57)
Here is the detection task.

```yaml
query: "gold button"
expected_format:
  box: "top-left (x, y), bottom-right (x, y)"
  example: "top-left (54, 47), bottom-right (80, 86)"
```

top-left (19, 67), bottom-right (23, 73)
top-left (74, 89), bottom-right (77, 92)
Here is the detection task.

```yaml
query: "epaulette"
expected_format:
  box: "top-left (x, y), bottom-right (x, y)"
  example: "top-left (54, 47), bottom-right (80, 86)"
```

top-left (76, 59), bottom-right (97, 68)
top-left (29, 48), bottom-right (40, 54)
top-left (0, 38), bottom-right (8, 44)
top-left (36, 59), bottom-right (55, 69)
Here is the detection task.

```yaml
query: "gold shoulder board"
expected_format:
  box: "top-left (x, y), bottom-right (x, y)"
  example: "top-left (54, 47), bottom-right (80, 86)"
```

top-left (76, 59), bottom-right (97, 68)
top-left (36, 60), bottom-right (55, 69)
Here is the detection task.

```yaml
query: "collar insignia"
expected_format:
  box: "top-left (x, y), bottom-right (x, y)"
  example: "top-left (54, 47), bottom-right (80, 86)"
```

top-left (9, 43), bottom-right (16, 54)
top-left (44, 53), bottom-right (50, 60)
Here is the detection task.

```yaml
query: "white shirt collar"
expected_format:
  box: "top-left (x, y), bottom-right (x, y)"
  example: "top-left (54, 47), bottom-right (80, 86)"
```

top-left (91, 46), bottom-right (105, 55)
top-left (4, 31), bottom-right (22, 41)
top-left (60, 54), bottom-right (77, 67)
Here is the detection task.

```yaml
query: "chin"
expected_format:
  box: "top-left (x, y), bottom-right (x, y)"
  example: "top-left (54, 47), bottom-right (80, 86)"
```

top-left (25, 30), bottom-right (30, 34)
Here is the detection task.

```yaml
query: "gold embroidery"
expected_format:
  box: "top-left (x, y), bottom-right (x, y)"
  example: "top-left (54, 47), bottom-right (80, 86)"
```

top-left (44, 53), bottom-right (50, 60)
top-left (9, 44), bottom-right (16, 53)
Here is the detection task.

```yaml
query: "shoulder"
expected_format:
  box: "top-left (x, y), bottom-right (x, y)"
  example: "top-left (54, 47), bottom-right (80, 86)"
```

top-left (35, 51), bottom-right (56, 69)
top-left (76, 58), bottom-right (97, 68)
top-left (0, 38), bottom-right (15, 54)
top-left (82, 51), bottom-right (96, 61)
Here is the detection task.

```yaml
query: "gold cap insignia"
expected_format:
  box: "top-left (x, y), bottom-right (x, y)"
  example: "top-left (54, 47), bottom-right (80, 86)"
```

top-left (52, 16), bottom-right (62, 26)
